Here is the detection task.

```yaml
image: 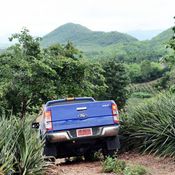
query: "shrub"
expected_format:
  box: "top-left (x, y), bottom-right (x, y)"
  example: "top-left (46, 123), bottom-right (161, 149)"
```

top-left (102, 156), bottom-right (147, 175)
top-left (94, 149), bottom-right (104, 161)
top-left (124, 165), bottom-right (147, 175)
top-left (0, 116), bottom-right (16, 174)
top-left (102, 156), bottom-right (126, 174)
top-left (122, 92), bottom-right (175, 157)
top-left (0, 115), bottom-right (45, 175)
top-left (15, 118), bottom-right (45, 175)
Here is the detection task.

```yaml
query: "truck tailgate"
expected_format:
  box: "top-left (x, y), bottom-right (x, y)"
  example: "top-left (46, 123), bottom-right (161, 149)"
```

top-left (49, 101), bottom-right (114, 131)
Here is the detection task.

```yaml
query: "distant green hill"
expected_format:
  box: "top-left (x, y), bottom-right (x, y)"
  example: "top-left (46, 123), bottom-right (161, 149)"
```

top-left (94, 28), bottom-right (174, 62)
top-left (151, 28), bottom-right (173, 44)
top-left (41, 23), bottom-right (138, 47)
top-left (79, 27), bottom-right (174, 62)
top-left (41, 23), bottom-right (173, 62)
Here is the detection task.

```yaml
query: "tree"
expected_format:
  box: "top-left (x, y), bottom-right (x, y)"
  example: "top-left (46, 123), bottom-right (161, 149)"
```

top-left (0, 29), bottom-right (59, 118)
top-left (140, 60), bottom-right (152, 81)
top-left (163, 17), bottom-right (175, 67)
top-left (126, 63), bottom-right (142, 83)
top-left (103, 59), bottom-right (129, 109)
top-left (64, 41), bottom-right (82, 59)
top-left (82, 61), bottom-right (107, 99)
top-left (9, 28), bottom-right (41, 58)
top-left (0, 29), bottom-right (107, 117)
top-left (158, 17), bottom-right (175, 90)
top-left (46, 43), bottom-right (65, 58)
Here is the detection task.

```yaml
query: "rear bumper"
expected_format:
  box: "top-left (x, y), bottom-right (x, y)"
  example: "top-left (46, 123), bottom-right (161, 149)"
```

top-left (46, 125), bottom-right (119, 143)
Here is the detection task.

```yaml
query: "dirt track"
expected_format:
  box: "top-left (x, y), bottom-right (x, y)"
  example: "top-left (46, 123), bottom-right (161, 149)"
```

top-left (47, 152), bottom-right (175, 175)
top-left (120, 152), bottom-right (175, 175)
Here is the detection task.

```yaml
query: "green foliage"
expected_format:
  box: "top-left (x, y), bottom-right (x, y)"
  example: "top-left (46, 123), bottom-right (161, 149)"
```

top-left (102, 156), bottom-right (126, 174)
top-left (83, 61), bottom-right (107, 99)
top-left (122, 92), bottom-right (175, 157)
top-left (126, 63), bottom-right (142, 83)
top-left (9, 28), bottom-right (41, 58)
top-left (162, 18), bottom-right (175, 67)
top-left (103, 60), bottom-right (129, 109)
top-left (103, 40), bottom-right (167, 63)
top-left (0, 43), bottom-right (59, 117)
top-left (15, 119), bottom-right (45, 175)
top-left (128, 81), bottom-right (159, 95)
top-left (151, 28), bottom-right (173, 44)
top-left (124, 165), bottom-right (147, 175)
top-left (41, 23), bottom-right (174, 64)
top-left (0, 115), bottom-right (45, 175)
top-left (41, 23), bottom-right (137, 48)
top-left (102, 156), bottom-right (147, 175)
top-left (0, 117), bottom-right (15, 174)
top-left (131, 92), bottom-right (152, 99)
top-left (64, 41), bottom-right (82, 59)
top-left (158, 20), bottom-right (175, 89)
top-left (0, 29), bottom-right (108, 117)
top-left (126, 62), bottom-right (166, 83)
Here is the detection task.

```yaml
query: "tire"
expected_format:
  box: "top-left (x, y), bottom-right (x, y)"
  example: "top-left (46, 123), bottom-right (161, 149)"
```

top-left (43, 142), bottom-right (57, 158)
top-left (84, 152), bottom-right (94, 161)
top-left (103, 136), bottom-right (120, 157)
top-left (107, 149), bottom-right (117, 157)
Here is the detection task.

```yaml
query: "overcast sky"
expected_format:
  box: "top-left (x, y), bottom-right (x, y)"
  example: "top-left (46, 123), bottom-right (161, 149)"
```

top-left (0, 0), bottom-right (174, 42)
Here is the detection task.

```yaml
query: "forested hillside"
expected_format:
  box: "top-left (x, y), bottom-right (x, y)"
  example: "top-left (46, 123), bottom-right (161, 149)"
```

top-left (151, 28), bottom-right (173, 43)
top-left (41, 23), bottom-right (137, 48)
top-left (41, 23), bottom-right (173, 63)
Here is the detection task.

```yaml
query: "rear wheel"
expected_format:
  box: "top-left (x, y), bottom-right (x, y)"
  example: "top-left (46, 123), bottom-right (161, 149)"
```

top-left (43, 142), bottom-right (57, 158)
top-left (107, 149), bottom-right (118, 157)
top-left (103, 136), bottom-right (120, 157)
top-left (84, 152), bottom-right (94, 161)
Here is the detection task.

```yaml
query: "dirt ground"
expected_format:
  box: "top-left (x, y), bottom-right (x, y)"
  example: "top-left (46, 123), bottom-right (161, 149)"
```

top-left (48, 152), bottom-right (175, 175)
top-left (120, 152), bottom-right (175, 175)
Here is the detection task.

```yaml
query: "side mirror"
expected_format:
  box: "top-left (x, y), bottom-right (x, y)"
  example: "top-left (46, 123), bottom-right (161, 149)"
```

top-left (32, 122), bottom-right (40, 129)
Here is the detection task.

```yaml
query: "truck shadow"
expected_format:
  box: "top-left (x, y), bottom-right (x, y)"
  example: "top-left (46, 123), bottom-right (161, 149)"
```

top-left (58, 156), bottom-right (98, 165)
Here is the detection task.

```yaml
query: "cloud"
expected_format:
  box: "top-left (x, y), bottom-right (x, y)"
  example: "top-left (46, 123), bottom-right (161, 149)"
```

top-left (0, 0), bottom-right (174, 40)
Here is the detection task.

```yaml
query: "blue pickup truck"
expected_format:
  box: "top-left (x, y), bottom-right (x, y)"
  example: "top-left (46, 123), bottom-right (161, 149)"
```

top-left (33, 97), bottom-right (120, 159)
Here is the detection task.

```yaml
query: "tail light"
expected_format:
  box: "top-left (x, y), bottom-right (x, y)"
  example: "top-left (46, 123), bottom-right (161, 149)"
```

top-left (112, 103), bottom-right (119, 124)
top-left (44, 110), bottom-right (53, 130)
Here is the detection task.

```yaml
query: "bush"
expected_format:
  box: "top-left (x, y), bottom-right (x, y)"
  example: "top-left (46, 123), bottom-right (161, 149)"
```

top-left (124, 165), bottom-right (147, 175)
top-left (102, 156), bottom-right (147, 175)
top-left (102, 156), bottom-right (116, 173)
top-left (0, 115), bottom-right (45, 175)
top-left (102, 156), bottom-right (126, 174)
top-left (122, 92), bottom-right (175, 157)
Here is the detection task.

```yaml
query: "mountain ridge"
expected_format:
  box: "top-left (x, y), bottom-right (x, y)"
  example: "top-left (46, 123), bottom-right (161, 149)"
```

top-left (0, 23), bottom-right (173, 63)
top-left (41, 23), bottom-right (138, 47)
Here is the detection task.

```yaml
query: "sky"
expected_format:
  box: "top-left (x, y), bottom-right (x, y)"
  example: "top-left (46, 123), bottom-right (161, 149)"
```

top-left (0, 0), bottom-right (175, 43)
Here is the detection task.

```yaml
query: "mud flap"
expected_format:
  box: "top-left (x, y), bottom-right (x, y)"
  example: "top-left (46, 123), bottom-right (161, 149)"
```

top-left (43, 143), bottom-right (57, 158)
top-left (106, 136), bottom-right (120, 150)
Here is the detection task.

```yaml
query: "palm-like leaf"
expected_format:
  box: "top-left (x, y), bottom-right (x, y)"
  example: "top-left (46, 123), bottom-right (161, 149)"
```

top-left (0, 115), bottom-right (45, 175)
top-left (121, 92), bottom-right (175, 157)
